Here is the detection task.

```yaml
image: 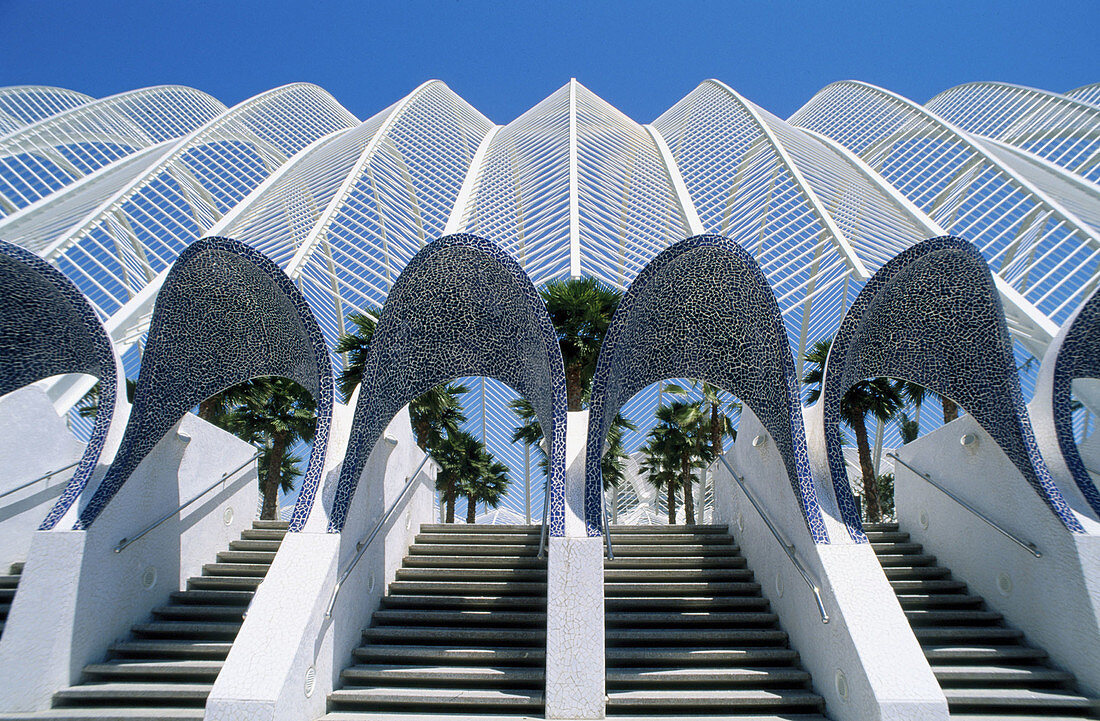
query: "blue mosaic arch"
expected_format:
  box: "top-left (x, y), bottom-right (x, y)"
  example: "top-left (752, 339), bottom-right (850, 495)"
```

top-left (74, 237), bottom-right (334, 530)
top-left (585, 234), bottom-right (830, 543)
top-left (315, 233), bottom-right (567, 535)
top-left (823, 235), bottom-right (1085, 539)
top-left (1035, 287), bottom-right (1100, 516)
top-left (0, 240), bottom-right (121, 531)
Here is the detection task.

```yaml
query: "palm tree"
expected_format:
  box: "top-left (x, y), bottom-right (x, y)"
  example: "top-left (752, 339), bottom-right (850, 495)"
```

top-left (803, 337), bottom-right (903, 523)
top-left (433, 430), bottom-right (484, 523)
top-left (896, 411), bottom-right (920, 444)
top-left (639, 436), bottom-right (678, 524)
top-left (650, 401), bottom-right (712, 525)
top-left (334, 309), bottom-right (381, 403)
top-left (665, 380), bottom-right (739, 457)
top-left (540, 277), bottom-right (622, 410)
top-left (224, 377), bottom-right (317, 520)
top-left (258, 449), bottom-right (304, 505)
top-left (77, 378), bottom-right (136, 418)
top-left (459, 451), bottom-right (511, 524)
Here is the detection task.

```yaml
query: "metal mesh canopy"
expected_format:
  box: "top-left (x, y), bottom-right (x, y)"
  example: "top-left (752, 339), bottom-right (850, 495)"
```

top-left (2, 77), bottom-right (1098, 523)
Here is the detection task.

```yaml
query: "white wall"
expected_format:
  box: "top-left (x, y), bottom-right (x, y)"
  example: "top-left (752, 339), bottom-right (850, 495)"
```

top-left (712, 406), bottom-right (948, 721)
top-left (205, 406), bottom-right (435, 721)
top-left (0, 384), bottom-right (85, 570)
top-left (895, 414), bottom-right (1100, 695)
top-left (0, 413), bottom-right (258, 712)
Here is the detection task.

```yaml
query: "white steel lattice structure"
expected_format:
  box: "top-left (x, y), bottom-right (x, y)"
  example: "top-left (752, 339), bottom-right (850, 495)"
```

top-left (1, 77), bottom-right (1098, 523)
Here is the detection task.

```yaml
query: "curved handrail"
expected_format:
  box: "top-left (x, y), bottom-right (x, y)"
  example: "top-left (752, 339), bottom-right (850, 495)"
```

top-left (114, 450), bottom-right (261, 553)
top-left (325, 452), bottom-right (433, 619)
top-left (602, 490), bottom-right (614, 559)
top-left (0, 460), bottom-right (78, 501)
top-left (537, 474), bottom-right (551, 559)
top-left (715, 455), bottom-right (829, 623)
top-left (886, 452), bottom-right (1041, 558)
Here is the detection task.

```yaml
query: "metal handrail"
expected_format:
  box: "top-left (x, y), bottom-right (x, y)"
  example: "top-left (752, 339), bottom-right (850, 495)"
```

top-left (886, 453), bottom-right (1041, 558)
top-left (602, 490), bottom-right (614, 559)
top-left (537, 471), bottom-right (551, 559)
top-left (0, 460), bottom-right (79, 500)
top-left (716, 455), bottom-right (829, 623)
top-left (114, 451), bottom-right (261, 553)
top-left (325, 452), bottom-right (433, 619)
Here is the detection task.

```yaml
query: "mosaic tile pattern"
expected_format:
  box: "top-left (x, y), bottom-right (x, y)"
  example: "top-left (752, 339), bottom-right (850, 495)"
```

top-left (0, 240), bottom-right (119, 531)
top-left (585, 234), bottom-right (830, 543)
top-left (318, 233), bottom-right (567, 535)
top-left (75, 237), bottom-right (334, 530)
top-left (823, 235), bottom-right (1085, 539)
top-left (1041, 287), bottom-right (1100, 516)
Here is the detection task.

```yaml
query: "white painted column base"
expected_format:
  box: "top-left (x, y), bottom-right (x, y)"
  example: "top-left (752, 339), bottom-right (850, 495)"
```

top-left (545, 535), bottom-right (605, 719)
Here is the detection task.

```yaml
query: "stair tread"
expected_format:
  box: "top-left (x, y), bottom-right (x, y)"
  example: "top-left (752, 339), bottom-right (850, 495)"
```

top-left (54, 681), bottom-right (212, 698)
top-left (342, 665), bottom-right (543, 682)
top-left (329, 686), bottom-right (543, 704)
top-left (0, 710), bottom-right (204, 720)
top-left (932, 664), bottom-right (1074, 682)
top-left (608, 667), bottom-right (811, 682)
top-left (943, 686), bottom-right (1096, 706)
top-left (607, 688), bottom-right (823, 704)
top-left (83, 660), bottom-right (222, 677)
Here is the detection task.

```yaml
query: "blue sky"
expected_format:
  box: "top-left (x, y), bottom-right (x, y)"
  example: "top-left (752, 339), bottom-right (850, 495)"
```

top-left (2, 0), bottom-right (1097, 123)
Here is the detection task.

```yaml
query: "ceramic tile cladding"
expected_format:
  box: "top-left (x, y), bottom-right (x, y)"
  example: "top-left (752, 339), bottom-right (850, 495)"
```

top-left (585, 234), bottom-right (830, 542)
top-left (74, 237), bottom-right (333, 530)
top-left (0, 240), bottom-right (119, 530)
top-left (1045, 286), bottom-right (1100, 516)
top-left (319, 233), bottom-right (567, 534)
top-left (824, 235), bottom-right (1084, 539)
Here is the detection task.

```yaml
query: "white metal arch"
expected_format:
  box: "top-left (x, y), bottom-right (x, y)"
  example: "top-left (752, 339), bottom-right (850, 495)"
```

top-left (0, 85), bottom-right (93, 133)
top-left (1067, 83), bottom-right (1100, 107)
top-left (926, 81), bottom-right (1100, 184)
top-left (0, 85), bottom-right (225, 215)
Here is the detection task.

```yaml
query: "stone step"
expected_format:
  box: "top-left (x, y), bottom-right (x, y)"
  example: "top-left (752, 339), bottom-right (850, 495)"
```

top-left (606, 628), bottom-right (788, 646)
top-left (414, 533), bottom-right (542, 545)
top-left (863, 523), bottom-right (900, 532)
top-left (606, 545), bottom-right (743, 557)
top-left (913, 626), bottom-right (1024, 643)
top-left (251, 520), bottom-right (289, 530)
top-left (327, 686), bottom-right (543, 709)
top-left (215, 550), bottom-right (276, 564)
top-left (108, 640), bottom-right (232, 660)
top-left (896, 593), bottom-right (985, 609)
top-left (876, 553), bottom-right (938, 567)
top-left (0, 709), bottom-right (204, 720)
top-left (227, 539), bottom-right (281, 552)
top-left (604, 568), bottom-right (755, 582)
top-left (606, 611), bottom-right (779, 628)
top-left (420, 524), bottom-right (540, 533)
top-left (380, 594), bottom-right (547, 612)
top-left (943, 686), bottom-right (1097, 711)
top-left (394, 568), bottom-right (546, 582)
top-left (370, 609), bottom-right (545, 627)
top-left (380, 594), bottom-right (546, 611)
top-left (82, 660), bottom-right (223, 681)
top-left (129, 621), bottom-right (241, 640)
top-left (903, 609), bottom-right (1003, 625)
top-left (605, 581), bottom-right (762, 596)
top-left (239, 528), bottom-right (285, 541)
top-left (607, 667), bottom-right (812, 686)
top-left (932, 664), bottom-right (1074, 685)
top-left (605, 688), bottom-right (824, 710)
top-left (610, 524), bottom-right (729, 533)
top-left (151, 604), bottom-right (247, 622)
top-left (863, 531), bottom-right (910, 543)
top-left (168, 590), bottom-right (252, 606)
top-left (883, 566), bottom-right (951, 580)
top-left (341, 665), bottom-right (543, 686)
top-left (0, 588), bottom-right (15, 603)
top-left (353, 645), bottom-right (544, 665)
top-left (186, 576), bottom-right (262, 591)
top-left (888, 579), bottom-right (967, 593)
top-left (922, 644), bottom-right (1047, 663)
top-left (363, 626), bottom-right (545, 646)
top-left (200, 562), bottom-right (271, 577)
top-left (606, 647), bottom-right (800, 666)
top-left (870, 542), bottom-right (924, 554)
top-left (53, 682), bottom-right (211, 705)
top-left (400, 555), bottom-right (546, 569)
top-left (407, 543), bottom-right (541, 556)
top-left (604, 556), bottom-right (747, 569)
top-left (317, 715), bottom-right (828, 721)
top-left (605, 596), bottom-right (770, 611)
top-left (605, 533), bottom-right (734, 545)
top-left (0, 576), bottom-right (19, 589)
top-left (387, 580), bottom-right (546, 595)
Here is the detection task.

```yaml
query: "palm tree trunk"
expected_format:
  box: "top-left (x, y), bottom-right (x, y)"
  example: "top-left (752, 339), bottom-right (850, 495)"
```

top-left (261, 432), bottom-right (287, 521)
top-left (942, 396), bottom-right (960, 424)
top-left (667, 482), bottom-right (677, 524)
top-left (852, 418), bottom-right (882, 523)
top-left (445, 494), bottom-right (455, 523)
top-left (566, 364), bottom-right (584, 411)
top-left (710, 402), bottom-right (722, 457)
top-left (465, 494), bottom-right (477, 524)
top-left (682, 453), bottom-right (695, 526)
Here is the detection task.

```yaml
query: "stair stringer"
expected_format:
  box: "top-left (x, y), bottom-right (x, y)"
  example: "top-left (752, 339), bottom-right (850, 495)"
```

top-left (0, 413), bottom-right (257, 712)
top-left (711, 405), bottom-right (949, 721)
top-left (206, 407), bottom-right (436, 721)
top-left (894, 413), bottom-right (1100, 696)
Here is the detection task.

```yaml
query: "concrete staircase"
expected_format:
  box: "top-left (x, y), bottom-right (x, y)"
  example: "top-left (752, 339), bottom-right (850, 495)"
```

top-left (0, 561), bottom-right (23, 638)
top-left (320, 523), bottom-right (546, 718)
top-left (865, 521), bottom-right (1100, 720)
top-left (604, 524), bottom-right (828, 719)
top-left (0, 519), bottom-right (287, 720)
